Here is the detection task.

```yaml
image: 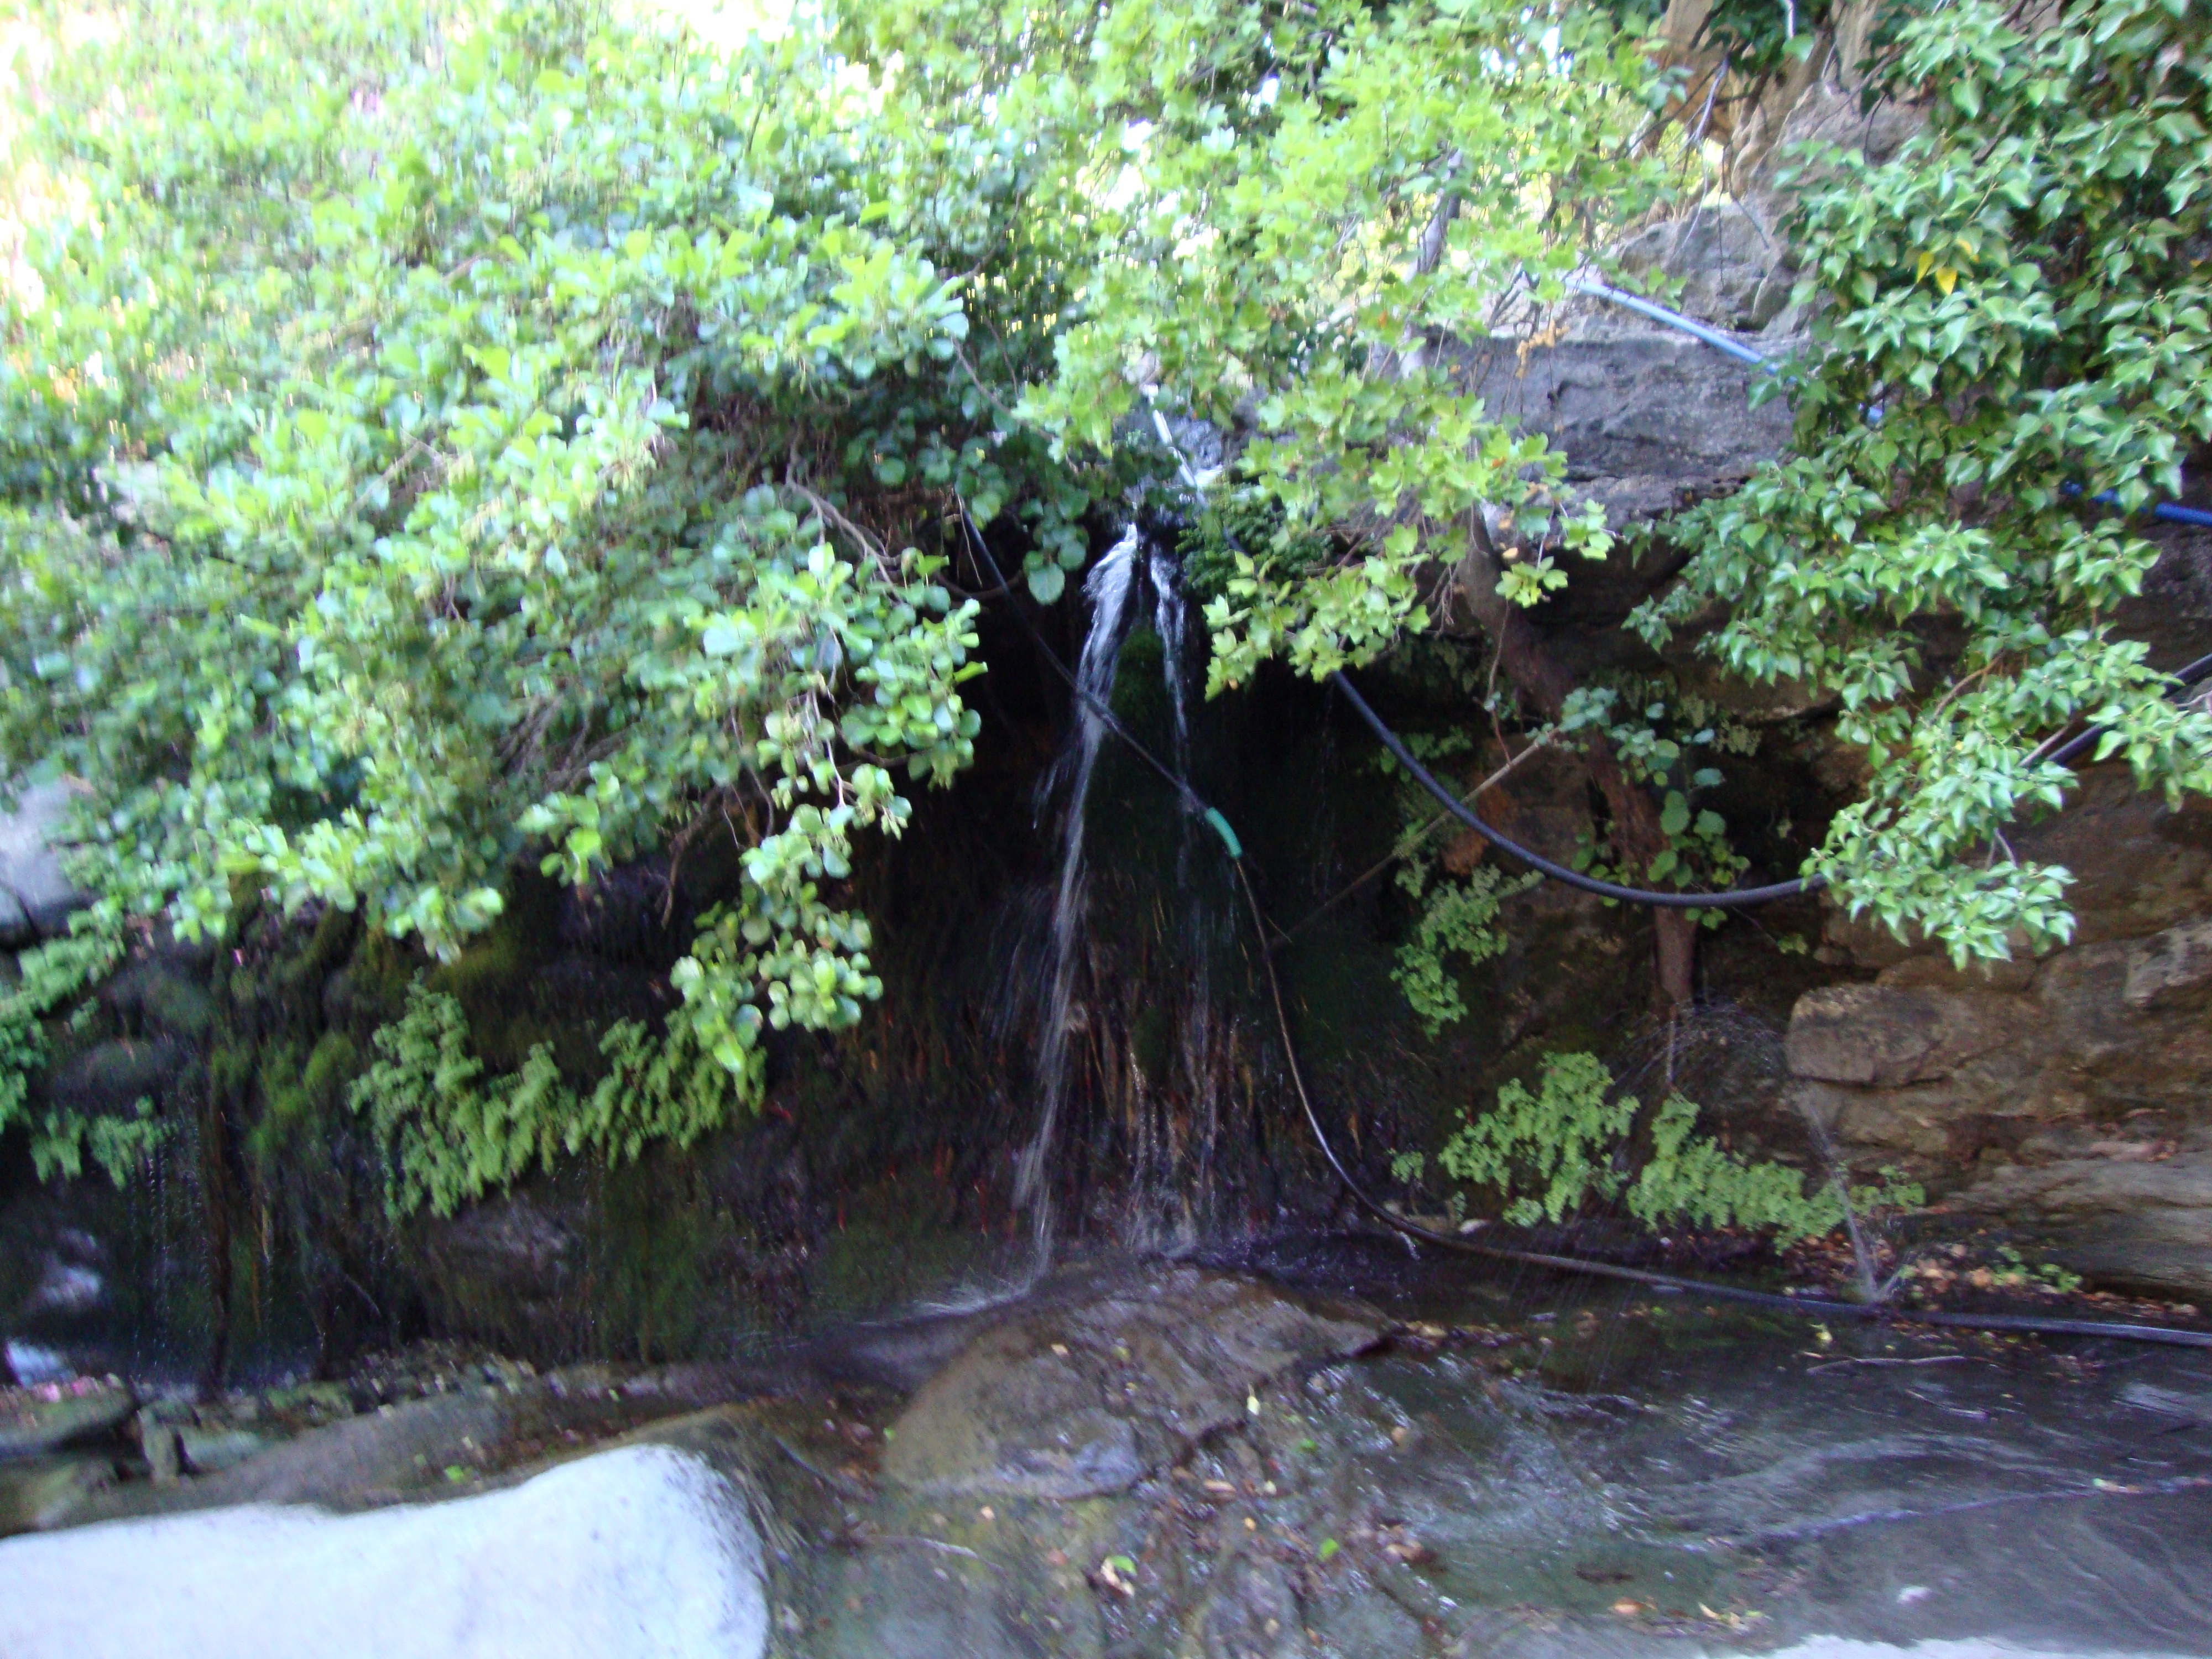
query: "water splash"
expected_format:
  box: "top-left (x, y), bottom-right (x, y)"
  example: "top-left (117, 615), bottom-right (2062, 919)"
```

top-left (1015, 526), bottom-right (1144, 1248)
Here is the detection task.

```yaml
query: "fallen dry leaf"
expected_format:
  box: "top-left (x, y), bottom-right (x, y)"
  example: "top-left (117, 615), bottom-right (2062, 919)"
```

top-left (2087, 1139), bottom-right (2180, 1162)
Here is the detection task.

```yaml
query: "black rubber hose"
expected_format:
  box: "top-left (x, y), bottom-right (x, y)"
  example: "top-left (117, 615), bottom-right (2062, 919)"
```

top-left (1330, 670), bottom-right (1828, 908)
top-left (2045, 650), bottom-right (2212, 768)
top-left (1333, 649), bottom-right (2212, 912)
top-left (962, 498), bottom-right (2212, 1349)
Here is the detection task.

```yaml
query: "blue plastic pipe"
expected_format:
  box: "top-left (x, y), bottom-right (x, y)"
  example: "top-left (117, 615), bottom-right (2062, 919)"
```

top-left (1568, 279), bottom-right (2212, 529)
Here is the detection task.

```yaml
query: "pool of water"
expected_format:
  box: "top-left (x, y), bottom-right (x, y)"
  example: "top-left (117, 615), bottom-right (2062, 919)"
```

top-left (1217, 1234), bottom-right (2212, 1656)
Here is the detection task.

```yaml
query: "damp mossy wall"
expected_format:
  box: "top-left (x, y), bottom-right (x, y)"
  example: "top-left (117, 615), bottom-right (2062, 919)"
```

top-left (1, 623), bottom-right (1853, 1378)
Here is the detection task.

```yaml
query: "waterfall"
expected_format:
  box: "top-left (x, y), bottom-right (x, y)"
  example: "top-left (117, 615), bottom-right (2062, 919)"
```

top-left (1149, 547), bottom-right (1192, 788)
top-left (1014, 526), bottom-right (1143, 1246)
top-left (1145, 545), bottom-right (1218, 1241)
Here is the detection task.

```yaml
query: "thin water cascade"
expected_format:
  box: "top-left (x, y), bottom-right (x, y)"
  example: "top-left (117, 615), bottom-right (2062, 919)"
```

top-left (1149, 547), bottom-right (1192, 795)
top-left (1013, 526), bottom-right (1143, 1249)
top-left (1143, 545), bottom-right (1218, 1246)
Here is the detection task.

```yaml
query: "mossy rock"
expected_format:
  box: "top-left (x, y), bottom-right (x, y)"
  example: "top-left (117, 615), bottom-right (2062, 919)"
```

top-left (879, 1265), bottom-right (1383, 1499)
top-left (45, 1037), bottom-right (189, 1117)
top-left (102, 959), bottom-right (216, 1042)
top-left (0, 1383), bottom-right (138, 1458)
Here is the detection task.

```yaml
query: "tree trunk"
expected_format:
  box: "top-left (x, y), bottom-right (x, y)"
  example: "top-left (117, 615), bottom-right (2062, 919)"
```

top-left (1453, 534), bottom-right (1697, 1009)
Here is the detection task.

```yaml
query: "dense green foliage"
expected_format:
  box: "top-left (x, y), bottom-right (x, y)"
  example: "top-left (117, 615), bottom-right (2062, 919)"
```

top-left (1419, 1050), bottom-right (1921, 1239)
top-left (349, 980), bottom-right (743, 1216)
top-left (3, 0), bottom-right (2208, 1192)
top-left (1022, 0), bottom-right (2212, 971)
top-left (1641, 0), bottom-right (2212, 961)
top-left (0, 914), bottom-right (162, 1180)
top-left (1562, 677), bottom-right (1761, 919)
top-left (0, 0), bottom-right (1095, 1164)
top-left (1391, 857), bottom-right (1529, 1035)
top-left (1006, 0), bottom-right (1672, 677)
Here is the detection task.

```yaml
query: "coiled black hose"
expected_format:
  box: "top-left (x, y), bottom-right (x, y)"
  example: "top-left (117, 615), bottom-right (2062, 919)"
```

top-left (1331, 671), bottom-right (1827, 908)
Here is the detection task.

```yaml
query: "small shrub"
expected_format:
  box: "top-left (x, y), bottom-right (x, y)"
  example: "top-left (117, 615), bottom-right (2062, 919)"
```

top-left (0, 914), bottom-right (166, 1183)
top-left (348, 981), bottom-right (752, 1218)
top-left (1436, 1051), bottom-right (1921, 1242)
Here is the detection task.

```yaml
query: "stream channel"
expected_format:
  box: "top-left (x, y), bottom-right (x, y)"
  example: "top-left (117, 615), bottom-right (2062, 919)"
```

top-left (3, 1232), bottom-right (2209, 1658)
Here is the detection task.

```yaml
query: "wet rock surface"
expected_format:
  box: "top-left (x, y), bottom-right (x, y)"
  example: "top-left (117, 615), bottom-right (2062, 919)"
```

top-left (765, 1253), bottom-right (2212, 1659)
top-left (3, 1253), bottom-right (2210, 1657)
top-left (880, 1265), bottom-right (1383, 1499)
top-left (0, 1378), bottom-right (135, 1458)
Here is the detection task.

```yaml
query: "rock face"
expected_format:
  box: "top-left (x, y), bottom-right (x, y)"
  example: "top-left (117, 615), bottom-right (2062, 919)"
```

top-left (1612, 202), bottom-right (1796, 332)
top-left (0, 1443), bottom-right (768, 1659)
top-left (802, 1262), bottom-right (2212, 1659)
top-left (0, 1381), bottom-right (137, 1459)
top-left (0, 781), bottom-right (86, 946)
top-left (880, 1266), bottom-right (1382, 1500)
top-left (1452, 329), bottom-right (1791, 532)
top-left (1194, 1551), bottom-right (1313, 1659)
top-left (1785, 771), bottom-right (2212, 1296)
top-left (413, 1193), bottom-right (587, 1352)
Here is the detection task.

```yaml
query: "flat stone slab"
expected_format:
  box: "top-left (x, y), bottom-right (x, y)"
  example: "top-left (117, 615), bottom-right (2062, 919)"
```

top-left (0, 1383), bottom-right (136, 1459)
top-left (0, 1443), bottom-right (766, 1659)
top-left (880, 1265), bottom-right (1382, 1499)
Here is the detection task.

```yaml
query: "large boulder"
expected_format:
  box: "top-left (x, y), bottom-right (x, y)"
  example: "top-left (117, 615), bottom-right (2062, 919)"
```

top-left (1785, 983), bottom-right (2032, 1093)
top-left (1612, 202), bottom-right (1795, 332)
top-left (0, 1443), bottom-right (767, 1659)
top-left (0, 781), bottom-right (87, 946)
top-left (1959, 1152), bottom-right (2212, 1300)
top-left (1452, 329), bottom-right (1791, 531)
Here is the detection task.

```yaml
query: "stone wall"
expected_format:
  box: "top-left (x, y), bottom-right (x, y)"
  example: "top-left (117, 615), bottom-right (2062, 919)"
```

top-left (1786, 770), bottom-right (2212, 1297)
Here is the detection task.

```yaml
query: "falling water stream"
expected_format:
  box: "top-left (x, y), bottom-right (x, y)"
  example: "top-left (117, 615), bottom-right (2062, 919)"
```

top-left (1147, 544), bottom-right (1215, 1214)
top-left (1012, 523), bottom-right (1225, 1259)
top-left (1148, 546), bottom-right (1193, 820)
top-left (1013, 525), bottom-right (1146, 1249)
